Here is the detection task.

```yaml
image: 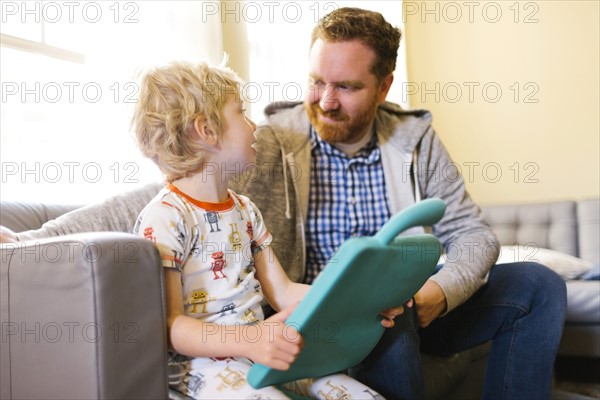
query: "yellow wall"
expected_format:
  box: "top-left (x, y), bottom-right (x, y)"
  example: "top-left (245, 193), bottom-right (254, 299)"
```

top-left (404, 0), bottom-right (599, 205)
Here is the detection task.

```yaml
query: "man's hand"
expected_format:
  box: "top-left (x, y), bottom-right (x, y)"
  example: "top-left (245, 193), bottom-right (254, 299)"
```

top-left (0, 226), bottom-right (18, 243)
top-left (413, 280), bottom-right (447, 328)
top-left (380, 298), bottom-right (414, 328)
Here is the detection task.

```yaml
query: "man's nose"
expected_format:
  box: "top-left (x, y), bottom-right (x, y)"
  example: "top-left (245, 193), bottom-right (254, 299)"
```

top-left (319, 84), bottom-right (339, 112)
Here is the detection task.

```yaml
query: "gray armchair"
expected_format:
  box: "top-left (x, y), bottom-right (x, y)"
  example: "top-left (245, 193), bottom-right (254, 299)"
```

top-left (0, 212), bottom-right (169, 399)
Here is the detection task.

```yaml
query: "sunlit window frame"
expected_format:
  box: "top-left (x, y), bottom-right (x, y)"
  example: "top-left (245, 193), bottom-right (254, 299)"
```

top-left (1, 33), bottom-right (84, 64)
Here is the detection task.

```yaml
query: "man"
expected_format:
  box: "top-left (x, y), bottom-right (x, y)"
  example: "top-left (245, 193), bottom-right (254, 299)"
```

top-left (4, 7), bottom-right (566, 399)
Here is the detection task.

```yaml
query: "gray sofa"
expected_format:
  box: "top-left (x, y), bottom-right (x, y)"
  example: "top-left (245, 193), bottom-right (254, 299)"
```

top-left (1, 195), bottom-right (598, 399)
top-left (481, 199), bottom-right (600, 362)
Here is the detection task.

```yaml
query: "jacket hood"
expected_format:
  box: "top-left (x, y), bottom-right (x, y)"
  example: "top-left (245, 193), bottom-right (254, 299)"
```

top-left (262, 101), bottom-right (433, 155)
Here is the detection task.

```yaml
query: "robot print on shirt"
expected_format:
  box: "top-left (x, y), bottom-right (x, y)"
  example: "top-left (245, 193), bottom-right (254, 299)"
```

top-left (220, 302), bottom-right (237, 317)
top-left (190, 224), bottom-right (202, 256)
top-left (246, 221), bottom-right (253, 240)
top-left (250, 209), bottom-right (261, 227)
top-left (179, 195), bottom-right (196, 215)
top-left (133, 215), bottom-right (143, 235)
top-left (253, 282), bottom-right (261, 295)
top-left (188, 289), bottom-right (215, 313)
top-left (234, 275), bottom-right (250, 292)
top-left (210, 251), bottom-right (227, 279)
top-left (183, 372), bottom-right (206, 397)
top-left (204, 211), bottom-right (221, 232)
top-left (229, 223), bottom-right (242, 251)
top-left (241, 307), bottom-right (258, 323)
top-left (171, 220), bottom-right (186, 248)
top-left (245, 258), bottom-right (255, 274)
top-left (164, 249), bottom-right (184, 270)
top-left (362, 389), bottom-right (384, 400)
top-left (318, 380), bottom-right (350, 400)
top-left (216, 366), bottom-right (246, 392)
top-left (143, 226), bottom-right (156, 243)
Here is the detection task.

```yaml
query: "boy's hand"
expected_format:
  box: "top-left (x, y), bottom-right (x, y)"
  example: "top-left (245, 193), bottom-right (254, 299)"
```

top-left (245, 303), bottom-right (303, 370)
top-left (0, 226), bottom-right (18, 243)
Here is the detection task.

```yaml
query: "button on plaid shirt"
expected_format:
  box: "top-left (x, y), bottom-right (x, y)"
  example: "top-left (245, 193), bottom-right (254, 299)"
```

top-left (304, 127), bottom-right (392, 284)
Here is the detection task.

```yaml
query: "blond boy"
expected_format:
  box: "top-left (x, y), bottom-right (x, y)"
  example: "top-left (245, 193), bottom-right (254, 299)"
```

top-left (132, 61), bottom-right (385, 399)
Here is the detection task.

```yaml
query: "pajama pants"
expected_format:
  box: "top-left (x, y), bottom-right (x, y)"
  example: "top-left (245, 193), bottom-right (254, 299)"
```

top-left (168, 354), bottom-right (385, 399)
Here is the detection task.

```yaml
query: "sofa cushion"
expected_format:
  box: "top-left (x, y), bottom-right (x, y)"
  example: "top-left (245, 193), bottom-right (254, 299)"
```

top-left (481, 201), bottom-right (578, 257)
top-left (495, 246), bottom-right (592, 280)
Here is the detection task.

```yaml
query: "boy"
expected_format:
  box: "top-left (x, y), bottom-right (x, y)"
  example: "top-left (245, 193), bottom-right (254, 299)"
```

top-left (131, 60), bottom-right (385, 399)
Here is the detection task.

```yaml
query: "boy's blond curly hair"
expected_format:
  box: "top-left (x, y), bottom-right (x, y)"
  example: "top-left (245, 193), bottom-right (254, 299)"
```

top-left (132, 60), bottom-right (243, 182)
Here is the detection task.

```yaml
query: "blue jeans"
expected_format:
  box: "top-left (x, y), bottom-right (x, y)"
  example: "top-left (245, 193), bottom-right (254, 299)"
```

top-left (349, 262), bottom-right (567, 400)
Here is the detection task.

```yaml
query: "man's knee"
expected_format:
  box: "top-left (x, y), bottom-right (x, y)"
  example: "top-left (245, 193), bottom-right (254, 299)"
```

top-left (493, 262), bottom-right (567, 317)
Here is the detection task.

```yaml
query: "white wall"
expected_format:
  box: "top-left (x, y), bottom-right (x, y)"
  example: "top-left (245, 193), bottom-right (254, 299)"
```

top-left (404, 0), bottom-right (599, 204)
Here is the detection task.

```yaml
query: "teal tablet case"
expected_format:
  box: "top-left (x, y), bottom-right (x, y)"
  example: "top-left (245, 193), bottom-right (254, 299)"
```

top-left (248, 198), bottom-right (446, 389)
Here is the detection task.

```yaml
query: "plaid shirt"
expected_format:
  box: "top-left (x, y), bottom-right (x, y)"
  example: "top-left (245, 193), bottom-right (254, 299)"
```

top-left (304, 127), bottom-right (392, 284)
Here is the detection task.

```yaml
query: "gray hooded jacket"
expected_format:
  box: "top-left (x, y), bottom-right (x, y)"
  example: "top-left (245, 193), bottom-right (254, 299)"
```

top-left (235, 101), bottom-right (499, 313)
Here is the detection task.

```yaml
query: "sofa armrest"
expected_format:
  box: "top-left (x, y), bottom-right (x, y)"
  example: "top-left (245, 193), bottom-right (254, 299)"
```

top-left (0, 201), bottom-right (82, 232)
top-left (577, 198), bottom-right (600, 265)
top-left (0, 233), bottom-right (168, 399)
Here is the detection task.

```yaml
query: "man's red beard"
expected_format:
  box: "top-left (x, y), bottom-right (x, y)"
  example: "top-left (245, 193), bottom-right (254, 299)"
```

top-left (305, 100), bottom-right (379, 145)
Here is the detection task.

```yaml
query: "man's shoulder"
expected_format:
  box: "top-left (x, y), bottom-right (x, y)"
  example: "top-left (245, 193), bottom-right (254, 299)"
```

top-left (261, 101), bottom-right (307, 130)
top-left (375, 102), bottom-right (434, 149)
top-left (264, 101), bottom-right (304, 116)
top-left (256, 101), bottom-right (309, 151)
top-left (377, 101), bottom-right (432, 123)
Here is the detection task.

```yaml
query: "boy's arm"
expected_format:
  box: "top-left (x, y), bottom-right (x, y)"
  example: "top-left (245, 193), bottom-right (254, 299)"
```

top-left (253, 245), bottom-right (310, 312)
top-left (164, 268), bottom-right (302, 370)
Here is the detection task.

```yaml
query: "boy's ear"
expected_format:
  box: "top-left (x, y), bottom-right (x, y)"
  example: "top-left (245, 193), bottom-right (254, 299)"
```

top-left (193, 116), bottom-right (218, 145)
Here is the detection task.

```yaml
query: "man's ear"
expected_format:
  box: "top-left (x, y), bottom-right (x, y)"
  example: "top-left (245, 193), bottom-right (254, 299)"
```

top-left (378, 74), bottom-right (394, 103)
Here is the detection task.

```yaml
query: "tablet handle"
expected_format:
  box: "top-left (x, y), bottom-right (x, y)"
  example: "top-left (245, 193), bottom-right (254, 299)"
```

top-left (375, 198), bottom-right (446, 245)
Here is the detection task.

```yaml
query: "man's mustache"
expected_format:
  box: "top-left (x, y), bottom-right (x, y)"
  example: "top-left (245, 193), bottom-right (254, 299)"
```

top-left (312, 105), bottom-right (348, 122)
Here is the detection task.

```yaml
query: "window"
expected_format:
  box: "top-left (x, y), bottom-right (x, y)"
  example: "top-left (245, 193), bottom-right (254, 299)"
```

top-left (1, 1), bottom-right (223, 204)
top-left (1, 1), bottom-right (407, 205)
